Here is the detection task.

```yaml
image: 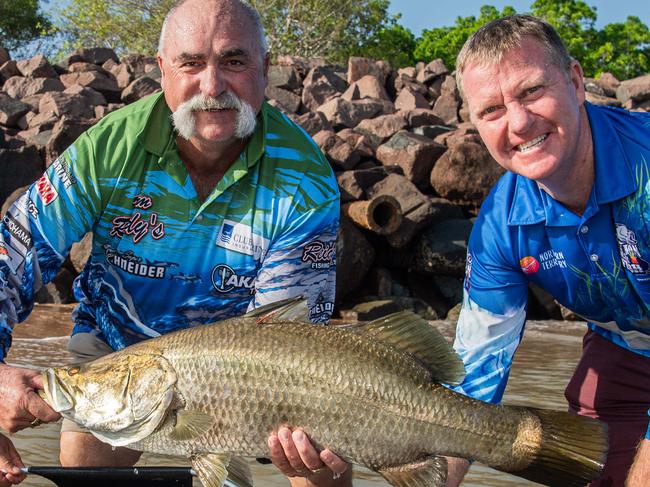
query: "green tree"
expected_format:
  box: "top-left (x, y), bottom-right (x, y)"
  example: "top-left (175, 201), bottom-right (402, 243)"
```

top-left (0, 0), bottom-right (52, 51)
top-left (57, 0), bottom-right (173, 55)
top-left (413, 5), bottom-right (516, 68)
top-left (353, 23), bottom-right (417, 68)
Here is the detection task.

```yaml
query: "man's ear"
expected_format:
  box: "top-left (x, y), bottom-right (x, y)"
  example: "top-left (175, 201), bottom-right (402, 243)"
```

top-left (569, 59), bottom-right (585, 104)
top-left (157, 53), bottom-right (166, 90)
top-left (263, 53), bottom-right (270, 82)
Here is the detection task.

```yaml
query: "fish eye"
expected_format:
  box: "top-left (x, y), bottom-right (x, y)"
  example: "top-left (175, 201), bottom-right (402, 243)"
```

top-left (67, 367), bottom-right (80, 376)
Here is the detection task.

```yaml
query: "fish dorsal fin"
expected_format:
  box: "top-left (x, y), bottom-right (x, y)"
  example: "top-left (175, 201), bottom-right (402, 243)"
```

top-left (170, 409), bottom-right (214, 441)
top-left (192, 453), bottom-right (253, 487)
top-left (244, 296), bottom-right (311, 323)
top-left (351, 311), bottom-right (465, 385)
top-left (378, 456), bottom-right (447, 487)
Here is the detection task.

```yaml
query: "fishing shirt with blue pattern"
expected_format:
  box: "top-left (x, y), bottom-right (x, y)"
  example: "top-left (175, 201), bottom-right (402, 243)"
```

top-left (0, 91), bottom-right (339, 360)
top-left (453, 103), bottom-right (650, 439)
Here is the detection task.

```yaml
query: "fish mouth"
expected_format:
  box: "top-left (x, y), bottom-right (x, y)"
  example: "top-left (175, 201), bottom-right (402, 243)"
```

top-left (41, 368), bottom-right (75, 413)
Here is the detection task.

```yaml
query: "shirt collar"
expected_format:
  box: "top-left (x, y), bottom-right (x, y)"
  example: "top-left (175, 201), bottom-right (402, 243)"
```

top-left (507, 102), bottom-right (637, 227)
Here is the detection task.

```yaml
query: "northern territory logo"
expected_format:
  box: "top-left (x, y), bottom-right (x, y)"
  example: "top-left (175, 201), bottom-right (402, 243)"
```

top-left (519, 256), bottom-right (540, 275)
top-left (211, 264), bottom-right (255, 294)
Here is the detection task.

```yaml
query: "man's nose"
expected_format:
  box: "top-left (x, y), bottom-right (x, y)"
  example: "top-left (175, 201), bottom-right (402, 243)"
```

top-left (507, 102), bottom-right (533, 134)
top-left (200, 65), bottom-right (225, 97)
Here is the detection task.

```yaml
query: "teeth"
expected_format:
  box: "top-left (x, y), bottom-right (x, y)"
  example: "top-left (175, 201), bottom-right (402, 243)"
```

top-left (516, 134), bottom-right (547, 152)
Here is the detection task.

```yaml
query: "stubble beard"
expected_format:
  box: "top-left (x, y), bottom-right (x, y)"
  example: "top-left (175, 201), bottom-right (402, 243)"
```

top-left (171, 92), bottom-right (257, 141)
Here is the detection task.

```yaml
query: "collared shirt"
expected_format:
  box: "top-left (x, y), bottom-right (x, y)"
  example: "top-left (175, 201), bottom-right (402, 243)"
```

top-left (453, 103), bottom-right (650, 418)
top-left (0, 92), bottom-right (339, 358)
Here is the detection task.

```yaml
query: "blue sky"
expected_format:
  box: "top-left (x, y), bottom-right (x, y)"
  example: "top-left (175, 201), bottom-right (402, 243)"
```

top-left (388, 0), bottom-right (650, 36)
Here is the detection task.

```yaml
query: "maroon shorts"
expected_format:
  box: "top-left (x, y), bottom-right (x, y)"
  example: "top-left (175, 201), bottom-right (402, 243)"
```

top-left (564, 330), bottom-right (650, 487)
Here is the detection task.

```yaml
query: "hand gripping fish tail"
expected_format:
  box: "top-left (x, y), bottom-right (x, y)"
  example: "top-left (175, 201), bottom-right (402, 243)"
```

top-left (39, 297), bottom-right (607, 487)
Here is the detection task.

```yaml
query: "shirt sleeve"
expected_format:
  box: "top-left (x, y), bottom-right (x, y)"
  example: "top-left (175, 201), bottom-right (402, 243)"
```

top-left (449, 214), bottom-right (529, 404)
top-left (250, 176), bottom-right (340, 324)
top-left (0, 135), bottom-right (100, 360)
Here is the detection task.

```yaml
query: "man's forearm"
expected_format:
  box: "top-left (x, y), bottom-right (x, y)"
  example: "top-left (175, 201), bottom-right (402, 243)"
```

top-left (626, 438), bottom-right (650, 487)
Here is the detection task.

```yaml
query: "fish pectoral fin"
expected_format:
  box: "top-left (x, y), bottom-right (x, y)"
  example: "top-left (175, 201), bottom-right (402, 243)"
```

top-left (377, 456), bottom-right (447, 487)
top-left (191, 453), bottom-right (253, 487)
top-left (169, 409), bottom-right (213, 441)
top-left (226, 456), bottom-right (253, 487)
top-left (192, 453), bottom-right (230, 487)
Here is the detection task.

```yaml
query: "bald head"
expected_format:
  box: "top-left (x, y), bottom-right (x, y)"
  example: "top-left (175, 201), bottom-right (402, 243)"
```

top-left (158, 0), bottom-right (268, 60)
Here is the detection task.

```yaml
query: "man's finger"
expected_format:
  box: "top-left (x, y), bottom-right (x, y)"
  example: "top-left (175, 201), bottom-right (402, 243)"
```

top-left (25, 390), bottom-right (60, 422)
top-left (320, 449), bottom-right (349, 476)
top-left (292, 429), bottom-right (324, 471)
top-left (277, 427), bottom-right (307, 474)
top-left (268, 433), bottom-right (295, 476)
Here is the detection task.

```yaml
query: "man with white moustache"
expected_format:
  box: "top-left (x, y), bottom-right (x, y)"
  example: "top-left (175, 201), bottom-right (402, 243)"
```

top-left (442, 14), bottom-right (650, 487)
top-left (0, 1), bottom-right (346, 485)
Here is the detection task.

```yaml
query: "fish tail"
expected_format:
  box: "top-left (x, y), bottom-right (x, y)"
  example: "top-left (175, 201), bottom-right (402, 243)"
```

top-left (498, 407), bottom-right (607, 487)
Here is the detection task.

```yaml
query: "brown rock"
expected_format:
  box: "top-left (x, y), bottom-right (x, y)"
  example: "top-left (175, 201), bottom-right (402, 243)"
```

top-left (63, 48), bottom-right (119, 67)
top-left (376, 131), bottom-right (446, 186)
top-left (20, 93), bottom-right (45, 111)
top-left (265, 86), bottom-right (301, 113)
top-left (347, 57), bottom-right (390, 84)
top-left (120, 54), bottom-right (157, 79)
top-left (394, 88), bottom-right (429, 111)
top-left (430, 138), bottom-right (504, 207)
top-left (0, 60), bottom-right (20, 81)
top-left (596, 72), bottom-right (620, 98)
top-left (121, 76), bottom-right (161, 104)
top-left (293, 111), bottom-right (332, 136)
top-left (344, 74), bottom-right (390, 101)
top-left (3, 76), bottom-right (65, 99)
top-left (0, 47), bottom-right (9, 66)
top-left (70, 232), bottom-right (93, 273)
top-left (312, 130), bottom-right (359, 170)
top-left (397, 67), bottom-right (416, 79)
top-left (67, 62), bottom-right (105, 73)
top-left (45, 117), bottom-right (95, 165)
top-left (267, 65), bottom-right (302, 92)
top-left (411, 218), bottom-right (473, 277)
top-left (39, 92), bottom-right (95, 119)
top-left (355, 113), bottom-right (408, 141)
top-left (0, 146), bottom-right (43, 207)
top-left (405, 109), bottom-right (445, 128)
top-left (0, 94), bottom-right (31, 127)
top-left (64, 85), bottom-right (107, 107)
top-left (336, 129), bottom-right (376, 158)
top-left (28, 111), bottom-right (58, 130)
top-left (585, 92), bottom-right (622, 107)
top-left (336, 217), bottom-right (375, 299)
top-left (94, 103), bottom-right (124, 119)
top-left (416, 59), bottom-right (449, 85)
top-left (301, 66), bottom-right (347, 111)
top-left (432, 92), bottom-right (459, 125)
top-left (60, 71), bottom-right (121, 101)
top-left (35, 268), bottom-right (75, 304)
top-left (110, 63), bottom-right (132, 89)
top-left (317, 97), bottom-right (383, 129)
top-left (616, 74), bottom-right (650, 106)
top-left (16, 55), bottom-right (58, 78)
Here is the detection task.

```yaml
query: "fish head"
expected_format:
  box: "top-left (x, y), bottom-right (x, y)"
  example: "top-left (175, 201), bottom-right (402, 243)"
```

top-left (41, 350), bottom-right (177, 447)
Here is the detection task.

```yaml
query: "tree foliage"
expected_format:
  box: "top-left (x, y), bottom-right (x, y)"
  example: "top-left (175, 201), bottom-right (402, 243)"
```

top-left (0, 0), bottom-right (51, 51)
top-left (412, 0), bottom-right (649, 80)
top-left (57, 0), bottom-right (173, 55)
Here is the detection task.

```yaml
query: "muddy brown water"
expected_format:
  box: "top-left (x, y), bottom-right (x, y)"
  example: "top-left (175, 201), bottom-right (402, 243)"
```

top-left (5, 304), bottom-right (585, 486)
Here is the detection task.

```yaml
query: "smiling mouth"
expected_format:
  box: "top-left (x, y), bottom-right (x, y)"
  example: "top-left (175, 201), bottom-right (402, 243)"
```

top-left (515, 134), bottom-right (548, 152)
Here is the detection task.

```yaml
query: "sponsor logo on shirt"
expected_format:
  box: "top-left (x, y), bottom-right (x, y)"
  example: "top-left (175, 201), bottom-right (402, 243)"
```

top-left (132, 195), bottom-right (153, 210)
top-left (301, 240), bottom-right (335, 269)
top-left (35, 173), bottom-right (58, 205)
top-left (103, 245), bottom-right (168, 279)
top-left (2, 211), bottom-right (32, 252)
top-left (211, 264), bottom-right (255, 294)
top-left (538, 250), bottom-right (567, 271)
top-left (110, 212), bottom-right (165, 244)
top-left (215, 220), bottom-right (269, 261)
top-left (52, 157), bottom-right (77, 189)
top-left (519, 256), bottom-right (540, 275)
top-left (309, 293), bottom-right (334, 323)
top-left (27, 199), bottom-right (39, 220)
top-left (616, 223), bottom-right (650, 274)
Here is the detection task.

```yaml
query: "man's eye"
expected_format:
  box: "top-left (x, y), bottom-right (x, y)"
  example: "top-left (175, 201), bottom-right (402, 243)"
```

top-left (526, 86), bottom-right (541, 95)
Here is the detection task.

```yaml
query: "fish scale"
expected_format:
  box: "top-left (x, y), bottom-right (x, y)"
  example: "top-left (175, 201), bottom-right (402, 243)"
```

top-left (42, 301), bottom-right (608, 487)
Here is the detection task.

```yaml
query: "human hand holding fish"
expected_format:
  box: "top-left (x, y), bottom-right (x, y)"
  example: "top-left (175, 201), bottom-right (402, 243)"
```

top-left (268, 426), bottom-right (351, 486)
top-left (0, 364), bottom-right (60, 433)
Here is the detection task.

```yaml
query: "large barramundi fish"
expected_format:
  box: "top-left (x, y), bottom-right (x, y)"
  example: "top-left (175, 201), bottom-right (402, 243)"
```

top-left (41, 298), bottom-right (607, 487)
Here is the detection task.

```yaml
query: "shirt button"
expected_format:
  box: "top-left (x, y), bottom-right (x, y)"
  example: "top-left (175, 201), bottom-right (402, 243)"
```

top-left (580, 226), bottom-right (589, 234)
top-left (590, 254), bottom-right (599, 262)
top-left (196, 214), bottom-right (204, 222)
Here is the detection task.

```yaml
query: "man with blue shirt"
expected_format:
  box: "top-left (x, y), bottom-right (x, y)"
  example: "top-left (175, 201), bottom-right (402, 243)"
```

top-left (0, 1), bottom-right (349, 486)
top-left (444, 15), bottom-right (650, 487)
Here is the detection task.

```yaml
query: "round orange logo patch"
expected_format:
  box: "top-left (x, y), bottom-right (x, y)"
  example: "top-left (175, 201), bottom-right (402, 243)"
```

top-left (520, 256), bottom-right (540, 275)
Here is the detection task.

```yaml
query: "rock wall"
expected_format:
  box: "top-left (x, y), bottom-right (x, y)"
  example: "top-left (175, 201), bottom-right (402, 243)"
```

top-left (1, 48), bottom-right (649, 319)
